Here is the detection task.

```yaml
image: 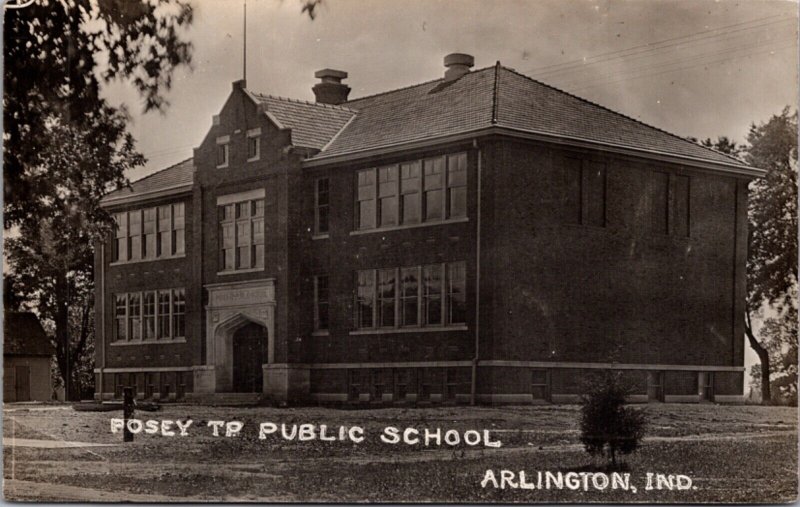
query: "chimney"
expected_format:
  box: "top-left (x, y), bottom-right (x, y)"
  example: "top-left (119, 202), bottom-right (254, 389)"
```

top-left (443, 53), bottom-right (474, 82)
top-left (312, 69), bottom-right (350, 105)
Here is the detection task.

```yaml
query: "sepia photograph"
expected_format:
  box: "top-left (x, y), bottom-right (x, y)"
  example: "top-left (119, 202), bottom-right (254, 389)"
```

top-left (2, 0), bottom-right (798, 502)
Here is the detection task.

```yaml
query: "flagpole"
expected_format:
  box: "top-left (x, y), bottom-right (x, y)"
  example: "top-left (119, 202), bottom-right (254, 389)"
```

top-left (243, 0), bottom-right (247, 81)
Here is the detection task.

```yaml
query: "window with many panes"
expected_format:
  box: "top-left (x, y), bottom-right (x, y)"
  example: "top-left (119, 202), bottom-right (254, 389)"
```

top-left (355, 152), bottom-right (467, 231)
top-left (356, 270), bottom-right (375, 328)
top-left (354, 261), bottom-right (466, 330)
top-left (314, 275), bottom-right (329, 331)
top-left (112, 203), bottom-right (185, 262)
top-left (113, 288), bottom-right (186, 342)
top-left (219, 198), bottom-right (265, 271)
top-left (314, 178), bottom-right (330, 235)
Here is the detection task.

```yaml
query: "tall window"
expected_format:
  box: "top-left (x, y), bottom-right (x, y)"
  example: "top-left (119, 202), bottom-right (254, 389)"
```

top-left (314, 275), bottom-right (329, 331)
top-left (114, 212), bottom-right (128, 262)
top-left (356, 170), bottom-right (376, 230)
top-left (378, 268), bottom-right (396, 327)
top-left (423, 157), bottom-right (444, 221)
top-left (447, 262), bottom-right (466, 324)
top-left (143, 292), bottom-right (156, 340)
top-left (115, 294), bottom-right (127, 341)
top-left (220, 205), bottom-right (235, 270)
top-left (356, 270), bottom-right (375, 328)
top-left (172, 289), bottom-right (185, 338)
top-left (143, 207), bottom-right (157, 259)
top-left (422, 264), bottom-right (443, 325)
top-left (158, 290), bottom-right (171, 338)
top-left (219, 198), bottom-right (264, 271)
top-left (355, 262), bottom-right (465, 330)
top-left (315, 178), bottom-right (330, 234)
top-left (158, 205), bottom-right (172, 257)
top-left (447, 153), bottom-right (467, 218)
top-left (378, 166), bottom-right (398, 227)
top-left (252, 201), bottom-right (264, 268)
top-left (401, 162), bottom-right (421, 224)
top-left (173, 203), bottom-right (185, 255)
top-left (400, 267), bottom-right (419, 327)
top-left (129, 210), bottom-right (142, 260)
top-left (355, 152), bottom-right (467, 231)
top-left (128, 293), bottom-right (142, 340)
top-left (236, 201), bottom-right (252, 268)
top-left (112, 203), bottom-right (185, 262)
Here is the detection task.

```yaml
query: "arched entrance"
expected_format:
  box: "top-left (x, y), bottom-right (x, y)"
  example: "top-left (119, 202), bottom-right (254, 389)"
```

top-left (232, 322), bottom-right (267, 393)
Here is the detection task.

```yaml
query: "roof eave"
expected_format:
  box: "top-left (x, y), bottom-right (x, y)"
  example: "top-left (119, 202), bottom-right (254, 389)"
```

top-left (303, 125), bottom-right (765, 178)
top-left (100, 183), bottom-right (194, 209)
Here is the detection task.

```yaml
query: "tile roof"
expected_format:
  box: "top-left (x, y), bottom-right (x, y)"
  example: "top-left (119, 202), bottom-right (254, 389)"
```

top-left (320, 68), bottom-right (496, 157)
top-left (493, 66), bottom-right (742, 166)
top-left (315, 64), bottom-right (745, 167)
top-left (4, 312), bottom-right (52, 356)
top-left (250, 93), bottom-right (355, 151)
top-left (106, 62), bottom-right (753, 202)
top-left (102, 158), bottom-right (194, 203)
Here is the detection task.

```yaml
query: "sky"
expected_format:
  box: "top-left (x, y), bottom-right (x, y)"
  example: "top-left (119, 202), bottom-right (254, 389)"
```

top-left (104, 0), bottom-right (798, 390)
top-left (104, 0), bottom-right (799, 181)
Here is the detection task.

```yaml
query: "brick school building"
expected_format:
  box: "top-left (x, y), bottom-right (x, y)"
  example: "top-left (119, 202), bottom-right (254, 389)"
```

top-left (94, 54), bottom-right (761, 404)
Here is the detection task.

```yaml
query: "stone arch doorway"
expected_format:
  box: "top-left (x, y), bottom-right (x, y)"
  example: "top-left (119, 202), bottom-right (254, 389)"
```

top-left (232, 322), bottom-right (267, 393)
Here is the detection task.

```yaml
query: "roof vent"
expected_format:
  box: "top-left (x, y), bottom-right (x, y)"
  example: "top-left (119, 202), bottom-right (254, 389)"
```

top-left (312, 69), bottom-right (351, 105)
top-left (443, 53), bottom-right (474, 82)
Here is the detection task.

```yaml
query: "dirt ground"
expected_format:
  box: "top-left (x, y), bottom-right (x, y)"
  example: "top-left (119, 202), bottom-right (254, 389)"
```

top-left (3, 402), bottom-right (797, 503)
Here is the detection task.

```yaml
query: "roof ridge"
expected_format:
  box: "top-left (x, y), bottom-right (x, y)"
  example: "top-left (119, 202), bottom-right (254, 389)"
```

top-left (252, 92), bottom-right (357, 113)
top-left (498, 66), bottom-right (746, 166)
top-left (126, 156), bottom-right (193, 187)
top-left (345, 65), bottom-right (497, 106)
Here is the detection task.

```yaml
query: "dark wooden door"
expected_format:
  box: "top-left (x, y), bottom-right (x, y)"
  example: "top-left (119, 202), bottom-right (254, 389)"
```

top-left (232, 323), bottom-right (267, 393)
top-left (15, 366), bottom-right (30, 402)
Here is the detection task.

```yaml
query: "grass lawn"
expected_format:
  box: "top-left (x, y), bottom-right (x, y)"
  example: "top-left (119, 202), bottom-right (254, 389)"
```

top-left (3, 402), bottom-right (797, 502)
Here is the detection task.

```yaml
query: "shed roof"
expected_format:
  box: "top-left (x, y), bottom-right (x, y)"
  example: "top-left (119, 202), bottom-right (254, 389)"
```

top-left (4, 312), bottom-right (52, 356)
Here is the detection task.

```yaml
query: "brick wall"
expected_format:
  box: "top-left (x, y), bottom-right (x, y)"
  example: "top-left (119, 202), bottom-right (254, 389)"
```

top-left (485, 139), bottom-right (748, 368)
top-left (99, 194), bottom-right (195, 370)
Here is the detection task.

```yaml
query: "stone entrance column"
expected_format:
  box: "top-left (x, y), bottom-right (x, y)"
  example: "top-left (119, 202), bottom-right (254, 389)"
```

top-left (195, 279), bottom-right (276, 393)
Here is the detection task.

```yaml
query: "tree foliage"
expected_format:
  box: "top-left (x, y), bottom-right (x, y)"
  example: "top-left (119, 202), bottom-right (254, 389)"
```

top-left (579, 374), bottom-right (646, 467)
top-left (744, 108), bottom-right (798, 404)
top-left (4, 0), bottom-right (193, 398)
top-left (4, 0), bottom-right (193, 224)
top-left (748, 304), bottom-right (798, 405)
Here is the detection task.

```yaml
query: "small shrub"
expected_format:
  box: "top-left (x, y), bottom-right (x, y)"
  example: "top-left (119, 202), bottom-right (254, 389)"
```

top-left (579, 374), bottom-right (646, 467)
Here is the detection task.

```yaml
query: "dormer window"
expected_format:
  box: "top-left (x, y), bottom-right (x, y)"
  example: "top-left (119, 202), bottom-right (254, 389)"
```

top-left (216, 135), bottom-right (230, 168)
top-left (247, 128), bottom-right (261, 162)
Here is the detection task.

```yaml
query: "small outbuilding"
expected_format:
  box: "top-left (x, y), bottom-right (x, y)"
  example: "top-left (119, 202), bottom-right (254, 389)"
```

top-left (4, 312), bottom-right (53, 402)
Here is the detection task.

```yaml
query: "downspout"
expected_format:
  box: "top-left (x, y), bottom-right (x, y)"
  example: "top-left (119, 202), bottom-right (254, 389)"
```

top-left (98, 242), bottom-right (105, 400)
top-left (470, 140), bottom-right (482, 405)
